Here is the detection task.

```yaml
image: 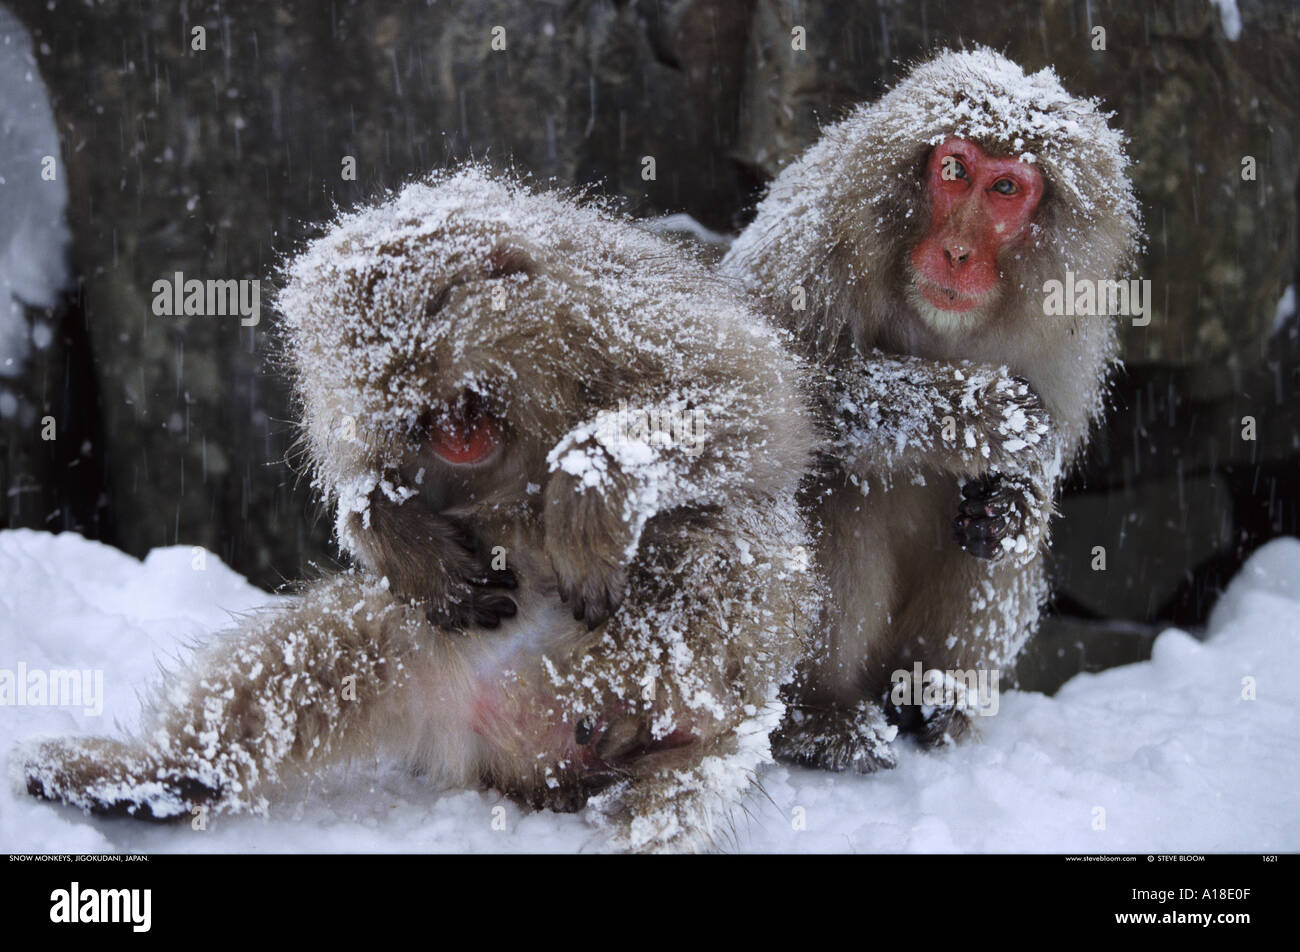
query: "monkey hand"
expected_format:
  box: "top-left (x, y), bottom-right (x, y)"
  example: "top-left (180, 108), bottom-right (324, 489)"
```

top-left (426, 520), bottom-right (519, 631)
top-left (20, 735), bottom-right (222, 822)
top-left (361, 492), bottom-right (518, 632)
top-left (543, 440), bottom-right (636, 631)
top-left (952, 471), bottom-right (1051, 563)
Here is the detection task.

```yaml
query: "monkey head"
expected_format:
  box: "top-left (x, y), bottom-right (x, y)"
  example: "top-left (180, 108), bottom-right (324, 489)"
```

top-left (277, 167), bottom-right (813, 634)
top-left (723, 47), bottom-right (1141, 357)
top-left (275, 170), bottom-right (636, 617)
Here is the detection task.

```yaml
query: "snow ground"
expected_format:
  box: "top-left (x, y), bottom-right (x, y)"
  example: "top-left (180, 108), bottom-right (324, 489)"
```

top-left (1, 528), bottom-right (1296, 853)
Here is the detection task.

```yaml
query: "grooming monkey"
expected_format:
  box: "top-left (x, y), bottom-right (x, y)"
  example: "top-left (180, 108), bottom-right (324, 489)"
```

top-left (722, 48), bottom-right (1141, 769)
top-left (21, 168), bottom-right (821, 851)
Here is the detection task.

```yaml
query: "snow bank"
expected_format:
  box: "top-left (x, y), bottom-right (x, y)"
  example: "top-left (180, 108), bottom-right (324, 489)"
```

top-left (1, 528), bottom-right (1296, 853)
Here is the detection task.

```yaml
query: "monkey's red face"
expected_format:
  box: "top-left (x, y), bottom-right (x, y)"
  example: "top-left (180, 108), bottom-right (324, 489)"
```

top-left (909, 138), bottom-right (1044, 315)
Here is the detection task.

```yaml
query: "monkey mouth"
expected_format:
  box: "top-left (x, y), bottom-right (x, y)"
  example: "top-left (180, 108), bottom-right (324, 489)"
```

top-left (914, 278), bottom-right (984, 312)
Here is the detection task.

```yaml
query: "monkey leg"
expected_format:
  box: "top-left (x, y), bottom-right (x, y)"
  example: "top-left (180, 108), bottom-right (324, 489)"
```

top-left (882, 546), bottom-right (1046, 747)
top-left (22, 575), bottom-right (420, 820)
top-left (573, 707), bottom-right (782, 853)
top-left (483, 634), bottom-right (783, 852)
top-left (536, 513), bottom-right (811, 851)
top-left (769, 482), bottom-right (905, 773)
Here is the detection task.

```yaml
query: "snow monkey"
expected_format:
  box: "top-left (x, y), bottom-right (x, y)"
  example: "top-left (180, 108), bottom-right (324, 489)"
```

top-left (20, 168), bottom-right (822, 851)
top-left (722, 48), bottom-right (1141, 770)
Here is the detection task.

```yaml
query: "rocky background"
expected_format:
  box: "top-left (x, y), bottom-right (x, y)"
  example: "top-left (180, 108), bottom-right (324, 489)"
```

top-left (1, 0), bottom-right (1296, 687)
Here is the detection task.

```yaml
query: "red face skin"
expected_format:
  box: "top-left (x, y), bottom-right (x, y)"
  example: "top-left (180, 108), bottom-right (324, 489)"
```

top-left (427, 397), bottom-right (500, 464)
top-left (909, 138), bottom-right (1044, 313)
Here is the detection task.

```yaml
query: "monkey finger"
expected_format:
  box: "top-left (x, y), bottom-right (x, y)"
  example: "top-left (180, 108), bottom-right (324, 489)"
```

top-left (959, 496), bottom-right (1011, 519)
top-left (471, 594), bottom-right (517, 629)
top-left (953, 513), bottom-right (991, 534)
top-left (959, 536), bottom-right (1006, 561)
top-left (957, 512), bottom-right (1010, 539)
top-left (953, 515), bottom-right (1009, 560)
top-left (961, 473), bottom-right (1002, 499)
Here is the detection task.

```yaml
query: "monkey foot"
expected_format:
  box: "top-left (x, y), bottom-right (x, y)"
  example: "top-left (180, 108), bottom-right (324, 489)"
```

top-left (555, 565), bottom-right (626, 632)
top-left (889, 670), bottom-right (978, 747)
top-left (771, 702), bottom-right (899, 773)
top-left (496, 715), bottom-right (696, 815)
top-left (22, 736), bottom-right (220, 822)
top-left (915, 705), bottom-right (973, 747)
top-left (495, 769), bottom-right (628, 815)
top-left (573, 714), bottom-right (696, 765)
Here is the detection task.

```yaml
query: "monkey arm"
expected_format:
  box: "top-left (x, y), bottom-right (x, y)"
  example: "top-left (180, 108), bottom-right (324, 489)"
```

top-left (829, 350), bottom-right (1061, 565)
top-left (22, 574), bottom-right (420, 819)
top-left (542, 387), bottom-right (791, 629)
top-left (826, 349), bottom-right (1058, 484)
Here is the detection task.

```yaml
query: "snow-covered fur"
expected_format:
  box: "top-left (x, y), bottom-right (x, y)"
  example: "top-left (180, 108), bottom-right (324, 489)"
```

top-left (721, 48), bottom-right (1141, 768)
top-left (21, 168), bottom-right (822, 852)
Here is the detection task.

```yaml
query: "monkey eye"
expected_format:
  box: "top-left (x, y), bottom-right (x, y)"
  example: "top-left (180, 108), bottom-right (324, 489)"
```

top-left (990, 178), bottom-right (1019, 195)
top-left (940, 156), bottom-right (968, 182)
top-left (417, 391), bottom-right (502, 466)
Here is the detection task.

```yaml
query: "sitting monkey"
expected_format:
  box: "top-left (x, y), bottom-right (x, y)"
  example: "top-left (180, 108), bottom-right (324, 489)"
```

top-left (20, 168), bottom-right (821, 852)
top-left (722, 48), bottom-right (1141, 769)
